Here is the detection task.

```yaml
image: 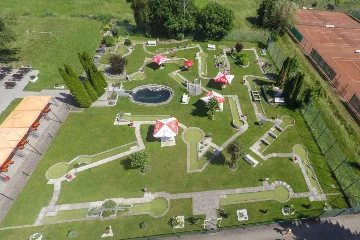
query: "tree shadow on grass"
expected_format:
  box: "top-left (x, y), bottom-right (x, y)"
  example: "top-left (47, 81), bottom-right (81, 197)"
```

top-left (185, 216), bottom-right (204, 229)
top-left (146, 62), bottom-right (160, 71)
top-left (120, 157), bottom-right (132, 170)
top-left (206, 79), bottom-right (223, 91)
top-left (191, 100), bottom-right (208, 117)
top-left (209, 152), bottom-right (226, 165)
top-left (146, 125), bottom-right (161, 142)
top-left (245, 16), bottom-right (260, 27)
top-left (0, 47), bottom-right (21, 64)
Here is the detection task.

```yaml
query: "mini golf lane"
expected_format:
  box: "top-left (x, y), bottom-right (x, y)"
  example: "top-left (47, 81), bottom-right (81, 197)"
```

top-left (220, 186), bottom-right (290, 205)
top-left (183, 128), bottom-right (204, 170)
top-left (46, 163), bottom-right (68, 179)
top-left (132, 197), bottom-right (169, 217)
top-left (293, 145), bottom-right (322, 194)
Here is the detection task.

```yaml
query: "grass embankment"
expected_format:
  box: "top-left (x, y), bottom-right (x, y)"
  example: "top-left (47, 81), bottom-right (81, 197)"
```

top-left (0, 17), bottom-right (102, 91)
top-left (0, 98), bottom-right (22, 123)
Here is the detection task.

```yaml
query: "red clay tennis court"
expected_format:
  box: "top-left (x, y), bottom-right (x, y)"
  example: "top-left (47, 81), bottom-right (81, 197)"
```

top-left (293, 10), bottom-right (360, 108)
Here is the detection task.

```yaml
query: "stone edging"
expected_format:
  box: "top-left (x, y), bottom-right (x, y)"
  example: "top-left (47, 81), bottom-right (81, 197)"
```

top-left (181, 127), bottom-right (207, 173)
top-left (130, 84), bottom-right (174, 106)
top-left (124, 198), bottom-right (171, 219)
top-left (292, 144), bottom-right (324, 195)
top-left (45, 162), bottom-right (68, 181)
top-left (46, 141), bottom-right (138, 181)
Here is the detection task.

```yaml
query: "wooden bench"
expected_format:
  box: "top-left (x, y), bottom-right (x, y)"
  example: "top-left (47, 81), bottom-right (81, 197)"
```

top-left (243, 154), bottom-right (259, 167)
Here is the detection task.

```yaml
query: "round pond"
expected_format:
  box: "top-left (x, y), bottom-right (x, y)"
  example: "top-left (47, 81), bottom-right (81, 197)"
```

top-left (131, 85), bottom-right (173, 106)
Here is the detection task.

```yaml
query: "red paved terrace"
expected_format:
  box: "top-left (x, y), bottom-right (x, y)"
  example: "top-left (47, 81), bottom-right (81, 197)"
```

top-left (294, 9), bottom-right (360, 103)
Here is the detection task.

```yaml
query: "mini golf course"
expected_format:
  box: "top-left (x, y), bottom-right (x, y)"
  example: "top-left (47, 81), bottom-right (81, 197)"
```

top-left (183, 128), bottom-right (204, 170)
top-left (220, 186), bottom-right (290, 205)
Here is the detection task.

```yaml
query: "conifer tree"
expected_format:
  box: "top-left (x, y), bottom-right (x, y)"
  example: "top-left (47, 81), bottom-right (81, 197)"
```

top-left (59, 65), bottom-right (92, 108)
top-left (292, 73), bottom-right (305, 103)
top-left (84, 79), bottom-right (98, 102)
top-left (277, 57), bottom-right (290, 86)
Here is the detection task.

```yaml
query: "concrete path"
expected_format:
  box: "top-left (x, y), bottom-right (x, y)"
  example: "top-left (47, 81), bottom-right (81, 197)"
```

top-left (0, 101), bottom-right (72, 224)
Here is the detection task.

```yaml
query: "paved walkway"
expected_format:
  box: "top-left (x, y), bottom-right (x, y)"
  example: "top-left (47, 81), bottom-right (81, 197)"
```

top-left (0, 101), bottom-right (72, 224)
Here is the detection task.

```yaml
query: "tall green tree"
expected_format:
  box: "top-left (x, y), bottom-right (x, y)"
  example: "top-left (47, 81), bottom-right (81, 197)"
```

top-left (149, 0), bottom-right (197, 38)
top-left (196, 3), bottom-right (234, 41)
top-left (276, 57), bottom-right (290, 86)
top-left (84, 79), bottom-right (98, 102)
top-left (0, 11), bottom-right (17, 48)
top-left (59, 65), bottom-right (92, 108)
top-left (131, 0), bottom-right (151, 34)
top-left (78, 52), bottom-right (107, 93)
top-left (89, 69), bottom-right (105, 97)
top-left (292, 73), bottom-right (305, 103)
top-left (109, 55), bottom-right (128, 74)
top-left (226, 141), bottom-right (245, 169)
top-left (206, 97), bottom-right (220, 120)
top-left (130, 151), bottom-right (149, 172)
top-left (258, 0), bottom-right (297, 35)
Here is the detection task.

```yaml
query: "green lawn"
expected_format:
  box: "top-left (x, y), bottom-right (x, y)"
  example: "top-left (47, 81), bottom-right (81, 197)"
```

top-left (130, 72), bottom-right (146, 80)
top-left (0, 17), bottom-right (102, 91)
top-left (43, 209), bottom-right (88, 223)
top-left (116, 44), bottom-right (129, 55)
top-left (132, 198), bottom-right (169, 216)
top-left (0, 98), bottom-right (22, 124)
top-left (0, 199), bottom-right (206, 240)
top-left (220, 186), bottom-right (290, 204)
top-left (0, 0), bottom-right (134, 23)
top-left (219, 198), bottom-right (325, 227)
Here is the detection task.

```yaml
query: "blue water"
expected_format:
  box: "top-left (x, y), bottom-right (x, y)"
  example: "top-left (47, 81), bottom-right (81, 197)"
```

top-left (132, 88), bottom-right (171, 104)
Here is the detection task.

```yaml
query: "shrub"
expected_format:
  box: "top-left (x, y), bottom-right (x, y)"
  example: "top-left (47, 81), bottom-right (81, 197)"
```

top-left (103, 24), bottom-right (111, 31)
top-left (235, 42), bottom-right (243, 52)
top-left (176, 33), bottom-right (185, 41)
top-left (103, 200), bottom-right (117, 209)
top-left (140, 222), bottom-right (148, 229)
top-left (124, 39), bottom-right (132, 46)
top-left (130, 151), bottom-right (149, 171)
top-left (112, 26), bottom-right (128, 37)
top-left (102, 210), bottom-right (115, 218)
top-left (109, 55), bottom-right (128, 74)
top-left (67, 230), bottom-right (77, 238)
top-left (103, 36), bottom-right (116, 47)
top-left (91, 14), bottom-right (114, 23)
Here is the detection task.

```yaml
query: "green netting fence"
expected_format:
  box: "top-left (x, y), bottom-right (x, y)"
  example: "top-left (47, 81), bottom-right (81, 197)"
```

top-left (349, 9), bottom-right (360, 21)
top-left (267, 40), bottom-right (287, 70)
top-left (349, 93), bottom-right (360, 115)
top-left (309, 49), bottom-right (337, 80)
top-left (302, 102), bottom-right (360, 207)
top-left (290, 26), bottom-right (304, 43)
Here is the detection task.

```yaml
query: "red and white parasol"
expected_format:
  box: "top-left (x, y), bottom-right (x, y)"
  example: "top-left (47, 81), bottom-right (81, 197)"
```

top-left (201, 90), bottom-right (226, 104)
top-left (184, 60), bottom-right (194, 68)
top-left (152, 55), bottom-right (169, 65)
top-left (153, 118), bottom-right (179, 139)
top-left (214, 72), bottom-right (234, 85)
top-left (201, 90), bottom-right (225, 111)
